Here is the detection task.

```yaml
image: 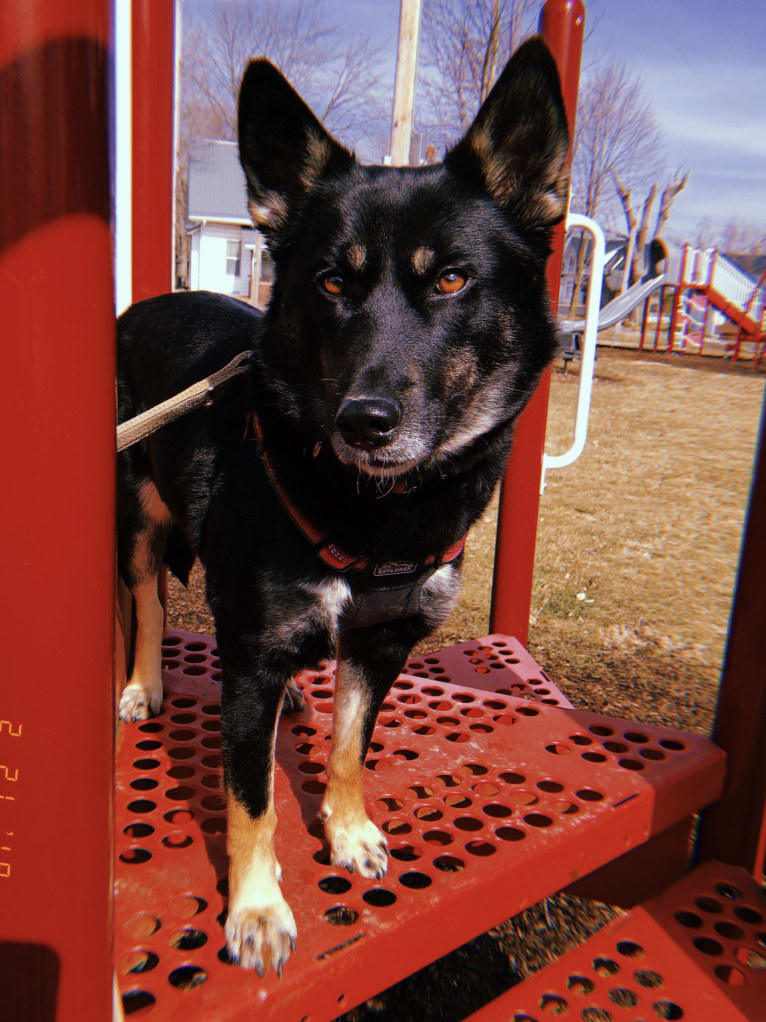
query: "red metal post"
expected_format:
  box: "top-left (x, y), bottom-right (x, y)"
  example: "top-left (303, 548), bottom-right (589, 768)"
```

top-left (132, 0), bottom-right (176, 301)
top-left (698, 397), bottom-right (766, 879)
top-left (668, 244), bottom-right (689, 351)
top-left (0, 2), bottom-right (114, 1020)
top-left (490, 0), bottom-right (585, 644)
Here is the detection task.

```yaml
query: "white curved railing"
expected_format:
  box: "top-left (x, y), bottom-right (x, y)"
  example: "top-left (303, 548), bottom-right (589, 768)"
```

top-left (541, 212), bottom-right (606, 492)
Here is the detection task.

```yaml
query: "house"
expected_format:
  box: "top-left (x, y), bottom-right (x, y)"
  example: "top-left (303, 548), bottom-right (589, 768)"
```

top-left (186, 139), bottom-right (273, 305)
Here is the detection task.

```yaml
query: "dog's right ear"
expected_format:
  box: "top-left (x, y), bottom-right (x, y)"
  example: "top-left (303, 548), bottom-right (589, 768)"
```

top-left (238, 59), bottom-right (355, 244)
top-left (445, 37), bottom-right (569, 236)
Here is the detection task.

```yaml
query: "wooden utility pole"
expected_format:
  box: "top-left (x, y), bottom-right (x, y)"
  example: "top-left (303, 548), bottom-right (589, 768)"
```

top-left (390, 0), bottom-right (422, 166)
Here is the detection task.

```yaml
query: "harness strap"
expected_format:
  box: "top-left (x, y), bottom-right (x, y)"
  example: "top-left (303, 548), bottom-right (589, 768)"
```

top-left (116, 349), bottom-right (254, 453)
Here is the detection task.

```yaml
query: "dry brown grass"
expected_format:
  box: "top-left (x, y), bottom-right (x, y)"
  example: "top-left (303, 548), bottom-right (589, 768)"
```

top-left (420, 349), bottom-right (764, 735)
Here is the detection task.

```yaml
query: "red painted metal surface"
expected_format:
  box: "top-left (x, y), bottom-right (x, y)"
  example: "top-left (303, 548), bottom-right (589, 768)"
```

top-left (467, 861), bottom-right (765, 1021)
top-left (698, 399), bottom-right (766, 880)
top-left (0, 2), bottom-right (114, 1020)
top-left (490, 0), bottom-right (585, 644)
top-left (114, 629), bottom-right (724, 1019)
top-left (406, 634), bottom-right (573, 707)
top-left (131, 0), bottom-right (175, 301)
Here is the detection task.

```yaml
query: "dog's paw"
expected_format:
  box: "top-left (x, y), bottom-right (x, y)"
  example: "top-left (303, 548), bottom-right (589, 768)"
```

top-left (282, 679), bottom-right (305, 715)
top-left (323, 813), bottom-right (388, 880)
top-left (119, 681), bottom-right (163, 722)
top-left (225, 898), bottom-right (297, 977)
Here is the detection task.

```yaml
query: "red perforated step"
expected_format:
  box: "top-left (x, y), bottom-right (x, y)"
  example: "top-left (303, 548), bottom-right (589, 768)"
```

top-left (406, 634), bottom-right (573, 707)
top-left (115, 630), bottom-right (725, 1020)
top-left (466, 861), bottom-right (765, 1021)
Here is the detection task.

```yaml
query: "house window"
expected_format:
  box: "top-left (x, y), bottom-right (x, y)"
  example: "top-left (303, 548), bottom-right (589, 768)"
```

top-left (226, 239), bottom-right (241, 276)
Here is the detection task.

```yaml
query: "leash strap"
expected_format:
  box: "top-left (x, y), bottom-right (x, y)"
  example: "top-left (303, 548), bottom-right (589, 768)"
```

top-left (116, 349), bottom-right (253, 453)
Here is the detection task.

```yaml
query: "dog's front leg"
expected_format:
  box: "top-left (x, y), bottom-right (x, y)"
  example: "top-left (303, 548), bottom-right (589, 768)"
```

top-left (321, 629), bottom-right (414, 879)
top-left (219, 635), bottom-right (297, 975)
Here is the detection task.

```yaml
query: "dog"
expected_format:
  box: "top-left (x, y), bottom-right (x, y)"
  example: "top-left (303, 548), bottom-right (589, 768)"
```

top-left (116, 36), bottom-right (568, 975)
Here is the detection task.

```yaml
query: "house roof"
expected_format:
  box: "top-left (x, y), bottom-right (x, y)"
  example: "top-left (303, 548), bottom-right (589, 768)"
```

top-left (187, 140), bottom-right (251, 223)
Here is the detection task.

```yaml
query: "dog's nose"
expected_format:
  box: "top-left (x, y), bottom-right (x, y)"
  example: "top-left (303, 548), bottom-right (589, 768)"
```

top-left (335, 397), bottom-right (402, 449)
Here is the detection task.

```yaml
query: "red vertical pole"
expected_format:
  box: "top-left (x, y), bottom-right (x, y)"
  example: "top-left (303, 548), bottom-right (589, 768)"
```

top-left (132, 0), bottom-right (176, 301)
top-left (697, 397), bottom-right (766, 878)
top-left (489, 0), bottom-right (585, 644)
top-left (0, 3), bottom-right (114, 1021)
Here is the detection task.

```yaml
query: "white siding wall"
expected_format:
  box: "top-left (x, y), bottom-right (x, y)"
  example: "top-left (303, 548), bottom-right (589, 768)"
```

top-left (194, 222), bottom-right (249, 295)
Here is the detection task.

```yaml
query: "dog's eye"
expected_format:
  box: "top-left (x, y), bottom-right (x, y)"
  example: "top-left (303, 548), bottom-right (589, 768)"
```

top-left (320, 272), bottom-right (344, 296)
top-left (435, 270), bottom-right (467, 295)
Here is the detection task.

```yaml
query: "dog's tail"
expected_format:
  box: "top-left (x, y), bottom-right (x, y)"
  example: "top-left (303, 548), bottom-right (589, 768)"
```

top-left (163, 524), bottom-right (195, 587)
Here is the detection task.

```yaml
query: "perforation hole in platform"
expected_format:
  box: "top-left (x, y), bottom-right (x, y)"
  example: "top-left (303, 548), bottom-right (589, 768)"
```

top-left (120, 949), bottom-right (159, 975)
top-left (318, 876), bottom-right (352, 895)
top-left (736, 946), bottom-right (766, 969)
top-left (120, 847), bottom-right (152, 865)
top-left (123, 822), bottom-right (154, 839)
top-left (652, 1001), bottom-right (683, 1020)
top-left (122, 989), bottom-right (156, 1014)
top-left (170, 927), bottom-right (208, 950)
top-left (398, 870), bottom-right (432, 889)
top-left (323, 905), bottom-right (358, 926)
top-left (567, 974), bottom-right (595, 995)
top-left (363, 887), bottom-right (397, 906)
top-left (714, 964), bottom-right (746, 986)
top-left (539, 992), bottom-right (567, 1014)
top-left (581, 1008), bottom-right (612, 1021)
top-left (390, 843), bottom-right (421, 862)
top-left (592, 956), bottom-right (620, 977)
top-left (733, 905), bottom-right (763, 925)
top-left (168, 965), bottom-right (207, 990)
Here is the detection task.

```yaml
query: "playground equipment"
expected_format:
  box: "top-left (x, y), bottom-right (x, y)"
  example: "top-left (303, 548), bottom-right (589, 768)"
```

top-left (642, 244), bottom-right (766, 364)
top-left (2, 2), bottom-right (765, 1020)
top-left (560, 272), bottom-right (667, 337)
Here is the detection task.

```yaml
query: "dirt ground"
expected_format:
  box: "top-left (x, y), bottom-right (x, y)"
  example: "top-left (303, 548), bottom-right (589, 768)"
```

top-left (165, 347), bottom-right (764, 1019)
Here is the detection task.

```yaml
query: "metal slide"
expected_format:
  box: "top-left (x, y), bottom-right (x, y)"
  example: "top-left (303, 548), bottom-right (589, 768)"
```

top-left (559, 272), bottom-right (667, 334)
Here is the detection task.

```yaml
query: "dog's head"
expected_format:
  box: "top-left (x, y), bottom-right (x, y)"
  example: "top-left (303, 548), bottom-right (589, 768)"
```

top-left (238, 38), bottom-right (568, 479)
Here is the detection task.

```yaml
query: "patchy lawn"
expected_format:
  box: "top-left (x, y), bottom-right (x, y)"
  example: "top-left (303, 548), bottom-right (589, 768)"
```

top-left (420, 348), bottom-right (764, 735)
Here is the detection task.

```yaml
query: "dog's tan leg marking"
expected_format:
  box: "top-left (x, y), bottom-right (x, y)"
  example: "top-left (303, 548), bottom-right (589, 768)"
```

top-left (320, 661), bottom-right (388, 879)
top-left (225, 788), bottom-right (297, 976)
top-left (119, 574), bottom-right (165, 722)
top-left (119, 483), bottom-right (172, 723)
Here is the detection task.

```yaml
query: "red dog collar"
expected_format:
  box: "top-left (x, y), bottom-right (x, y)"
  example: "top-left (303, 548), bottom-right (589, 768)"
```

top-left (245, 412), bottom-right (466, 575)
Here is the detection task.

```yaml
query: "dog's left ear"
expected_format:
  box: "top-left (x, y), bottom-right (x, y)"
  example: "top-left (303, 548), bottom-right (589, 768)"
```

top-left (238, 59), bottom-right (356, 243)
top-left (445, 37), bottom-right (569, 232)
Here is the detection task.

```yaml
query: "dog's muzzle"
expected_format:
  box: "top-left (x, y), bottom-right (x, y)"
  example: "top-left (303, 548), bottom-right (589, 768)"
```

top-left (335, 396), bottom-right (402, 450)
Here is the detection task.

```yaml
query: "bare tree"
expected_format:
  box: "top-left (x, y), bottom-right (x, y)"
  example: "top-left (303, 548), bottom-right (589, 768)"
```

top-left (653, 172), bottom-right (688, 241)
top-left (183, 0), bottom-right (387, 144)
top-left (566, 60), bottom-right (665, 313)
top-left (718, 218), bottom-right (766, 254)
top-left (613, 170), bottom-right (687, 291)
top-left (418, 0), bottom-right (539, 146)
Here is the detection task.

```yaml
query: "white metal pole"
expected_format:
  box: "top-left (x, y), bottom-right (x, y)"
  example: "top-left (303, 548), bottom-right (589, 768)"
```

top-left (390, 0), bottom-right (422, 166)
top-left (114, 0), bottom-right (132, 314)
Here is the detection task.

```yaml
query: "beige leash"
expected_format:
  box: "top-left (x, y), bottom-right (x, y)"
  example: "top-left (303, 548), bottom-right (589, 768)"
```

top-left (116, 350), bottom-right (253, 453)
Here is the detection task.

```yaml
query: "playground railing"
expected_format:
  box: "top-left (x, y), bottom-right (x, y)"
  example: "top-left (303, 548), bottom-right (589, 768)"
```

top-left (685, 247), bottom-right (764, 324)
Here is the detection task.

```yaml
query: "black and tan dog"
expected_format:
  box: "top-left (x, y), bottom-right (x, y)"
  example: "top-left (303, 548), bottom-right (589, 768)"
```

top-left (117, 37), bottom-right (568, 975)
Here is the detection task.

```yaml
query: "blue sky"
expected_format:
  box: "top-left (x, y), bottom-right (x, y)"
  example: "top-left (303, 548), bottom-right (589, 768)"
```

top-left (328, 0), bottom-right (766, 244)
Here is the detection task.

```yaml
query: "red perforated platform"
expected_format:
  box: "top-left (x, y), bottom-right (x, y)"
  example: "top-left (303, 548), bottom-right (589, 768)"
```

top-left (467, 861), bottom-right (766, 1021)
top-left (115, 630), bottom-right (725, 1020)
